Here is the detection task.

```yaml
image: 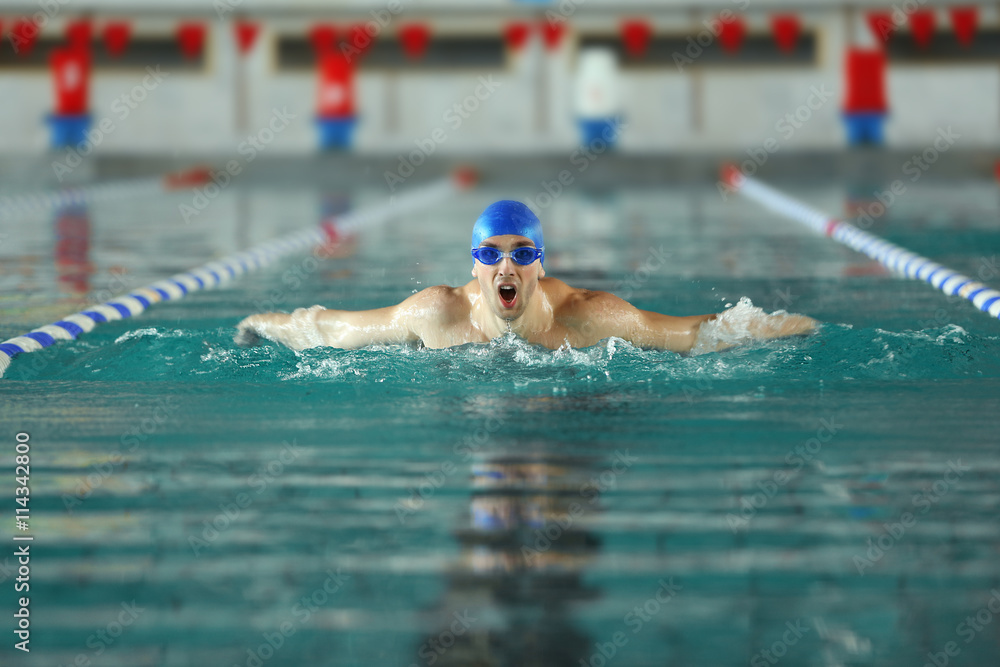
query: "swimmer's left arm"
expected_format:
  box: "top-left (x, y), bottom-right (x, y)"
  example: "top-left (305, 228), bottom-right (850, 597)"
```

top-left (575, 292), bottom-right (816, 353)
top-left (570, 292), bottom-right (708, 353)
top-left (637, 308), bottom-right (818, 353)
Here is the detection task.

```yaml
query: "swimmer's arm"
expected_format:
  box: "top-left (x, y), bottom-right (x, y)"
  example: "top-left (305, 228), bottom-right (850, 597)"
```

top-left (636, 309), bottom-right (818, 353)
top-left (235, 287), bottom-right (453, 350)
top-left (576, 292), bottom-right (816, 353)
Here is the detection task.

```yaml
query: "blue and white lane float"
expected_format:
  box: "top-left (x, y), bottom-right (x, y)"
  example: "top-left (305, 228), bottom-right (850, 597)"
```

top-left (0, 166), bottom-right (214, 220)
top-left (0, 168), bottom-right (476, 378)
top-left (722, 165), bottom-right (1000, 321)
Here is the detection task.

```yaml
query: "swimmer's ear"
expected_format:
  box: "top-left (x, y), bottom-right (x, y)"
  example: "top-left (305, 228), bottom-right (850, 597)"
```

top-left (471, 264), bottom-right (477, 278)
top-left (539, 264), bottom-right (546, 278)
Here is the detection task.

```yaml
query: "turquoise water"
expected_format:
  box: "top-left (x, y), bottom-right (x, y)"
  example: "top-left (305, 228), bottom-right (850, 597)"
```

top-left (2, 180), bottom-right (1000, 666)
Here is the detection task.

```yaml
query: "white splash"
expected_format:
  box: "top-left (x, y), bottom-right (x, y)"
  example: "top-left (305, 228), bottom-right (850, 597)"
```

top-left (690, 296), bottom-right (804, 356)
top-left (115, 327), bottom-right (162, 344)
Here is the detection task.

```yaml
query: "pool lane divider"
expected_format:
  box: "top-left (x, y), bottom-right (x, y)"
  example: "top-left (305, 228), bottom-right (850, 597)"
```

top-left (721, 165), bottom-right (1000, 321)
top-left (0, 168), bottom-right (477, 378)
top-left (0, 166), bottom-right (215, 219)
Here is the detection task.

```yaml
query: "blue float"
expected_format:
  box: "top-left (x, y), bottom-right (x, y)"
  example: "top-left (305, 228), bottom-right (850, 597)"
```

top-left (46, 113), bottom-right (92, 150)
top-left (316, 116), bottom-right (357, 150)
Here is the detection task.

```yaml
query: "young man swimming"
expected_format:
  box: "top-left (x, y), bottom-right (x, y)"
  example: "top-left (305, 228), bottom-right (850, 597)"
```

top-left (235, 200), bottom-right (816, 353)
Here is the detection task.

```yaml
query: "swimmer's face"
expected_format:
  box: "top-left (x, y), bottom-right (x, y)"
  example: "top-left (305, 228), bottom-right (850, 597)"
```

top-left (471, 234), bottom-right (545, 320)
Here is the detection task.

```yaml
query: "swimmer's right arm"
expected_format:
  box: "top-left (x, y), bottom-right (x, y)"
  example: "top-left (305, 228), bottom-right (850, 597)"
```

top-left (235, 286), bottom-right (453, 350)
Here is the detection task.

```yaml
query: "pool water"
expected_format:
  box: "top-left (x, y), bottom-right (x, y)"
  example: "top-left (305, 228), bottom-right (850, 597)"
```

top-left (2, 175), bottom-right (1000, 667)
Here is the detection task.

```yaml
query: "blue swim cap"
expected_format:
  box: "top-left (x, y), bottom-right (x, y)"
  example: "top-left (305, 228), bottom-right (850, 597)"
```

top-left (471, 200), bottom-right (544, 263)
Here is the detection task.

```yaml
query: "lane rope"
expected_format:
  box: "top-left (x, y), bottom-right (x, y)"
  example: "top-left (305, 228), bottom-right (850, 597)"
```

top-left (0, 169), bottom-right (475, 378)
top-left (721, 165), bottom-right (1000, 322)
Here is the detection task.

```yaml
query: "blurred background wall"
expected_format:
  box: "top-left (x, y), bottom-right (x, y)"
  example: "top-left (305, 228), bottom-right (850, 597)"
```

top-left (0, 0), bottom-right (996, 157)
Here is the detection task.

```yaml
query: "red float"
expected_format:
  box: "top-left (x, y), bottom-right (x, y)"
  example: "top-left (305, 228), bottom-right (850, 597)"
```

top-left (844, 48), bottom-right (887, 114)
top-left (51, 47), bottom-right (90, 115)
top-left (950, 7), bottom-right (977, 47)
top-left (309, 24), bottom-right (337, 55)
top-left (504, 22), bottom-right (531, 51)
top-left (621, 19), bottom-right (652, 58)
top-left (718, 15), bottom-right (745, 54)
top-left (540, 21), bottom-right (566, 51)
top-left (103, 21), bottom-right (131, 58)
top-left (235, 20), bottom-right (260, 55)
top-left (317, 51), bottom-right (355, 118)
top-left (66, 19), bottom-right (92, 51)
top-left (866, 11), bottom-right (896, 44)
top-left (909, 9), bottom-right (935, 49)
top-left (399, 23), bottom-right (431, 60)
top-left (177, 22), bottom-right (206, 59)
top-left (771, 14), bottom-right (800, 53)
top-left (11, 18), bottom-right (40, 57)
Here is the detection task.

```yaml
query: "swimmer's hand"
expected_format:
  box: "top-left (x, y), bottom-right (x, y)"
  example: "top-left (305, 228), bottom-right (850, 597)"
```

top-left (690, 302), bottom-right (818, 354)
top-left (234, 306), bottom-right (329, 350)
top-left (744, 313), bottom-right (818, 339)
top-left (235, 298), bottom-right (428, 351)
top-left (233, 322), bottom-right (262, 347)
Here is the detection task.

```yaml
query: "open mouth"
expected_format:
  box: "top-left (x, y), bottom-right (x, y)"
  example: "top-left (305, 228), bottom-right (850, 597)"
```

top-left (498, 284), bottom-right (517, 308)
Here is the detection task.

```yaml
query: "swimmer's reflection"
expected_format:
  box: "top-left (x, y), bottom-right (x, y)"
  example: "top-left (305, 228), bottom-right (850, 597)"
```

top-left (410, 450), bottom-right (603, 667)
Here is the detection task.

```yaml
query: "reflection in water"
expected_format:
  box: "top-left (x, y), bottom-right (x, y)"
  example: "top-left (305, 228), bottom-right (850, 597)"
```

top-left (410, 443), bottom-right (603, 667)
top-left (54, 203), bottom-right (93, 294)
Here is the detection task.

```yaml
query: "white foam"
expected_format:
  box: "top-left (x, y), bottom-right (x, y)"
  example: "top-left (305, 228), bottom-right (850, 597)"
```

top-left (690, 296), bottom-right (808, 356)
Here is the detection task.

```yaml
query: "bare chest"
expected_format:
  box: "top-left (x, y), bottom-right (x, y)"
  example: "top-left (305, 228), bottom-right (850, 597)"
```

top-left (420, 318), bottom-right (594, 350)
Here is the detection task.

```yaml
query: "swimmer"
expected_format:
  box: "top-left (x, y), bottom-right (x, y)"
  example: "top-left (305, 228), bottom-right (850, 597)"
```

top-left (235, 200), bottom-right (816, 353)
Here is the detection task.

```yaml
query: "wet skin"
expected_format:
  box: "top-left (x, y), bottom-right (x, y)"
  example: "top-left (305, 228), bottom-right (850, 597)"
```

top-left (235, 234), bottom-right (816, 353)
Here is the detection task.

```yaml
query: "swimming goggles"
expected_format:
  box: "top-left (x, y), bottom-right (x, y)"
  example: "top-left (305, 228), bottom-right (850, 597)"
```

top-left (471, 246), bottom-right (544, 265)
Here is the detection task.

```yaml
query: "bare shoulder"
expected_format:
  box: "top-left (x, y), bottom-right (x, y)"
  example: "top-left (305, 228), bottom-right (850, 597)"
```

top-left (550, 282), bottom-right (636, 320)
top-left (397, 284), bottom-right (468, 323)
